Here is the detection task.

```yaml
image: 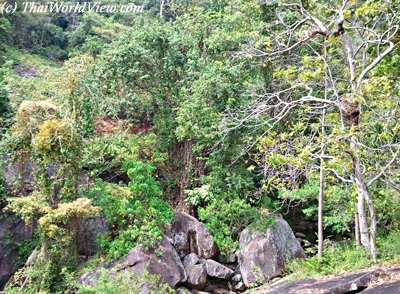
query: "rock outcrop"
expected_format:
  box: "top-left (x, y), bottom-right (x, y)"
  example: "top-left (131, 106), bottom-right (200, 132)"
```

top-left (238, 215), bottom-right (305, 287)
top-left (77, 217), bottom-right (109, 257)
top-left (80, 213), bottom-right (304, 293)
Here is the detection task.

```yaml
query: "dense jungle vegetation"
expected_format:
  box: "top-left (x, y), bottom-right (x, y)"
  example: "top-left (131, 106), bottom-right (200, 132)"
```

top-left (0, 0), bottom-right (400, 293)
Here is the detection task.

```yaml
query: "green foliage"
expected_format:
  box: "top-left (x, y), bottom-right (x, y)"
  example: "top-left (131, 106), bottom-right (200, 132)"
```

top-left (0, 63), bottom-right (11, 135)
top-left (1, 0), bottom-right (400, 289)
top-left (287, 243), bottom-right (373, 279)
top-left (288, 230), bottom-right (400, 280)
top-left (0, 17), bottom-right (11, 63)
top-left (86, 161), bottom-right (173, 259)
top-left (15, 234), bottom-right (39, 268)
top-left (283, 179), bottom-right (354, 234)
top-left (198, 195), bottom-right (270, 254)
top-left (78, 270), bottom-right (175, 294)
top-left (6, 195), bottom-right (99, 292)
top-left (377, 230), bottom-right (400, 262)
top-left (6, 258), bottom-right (77, 294)
top-left (0, 176), bottom-right (6, 207)
top-left (68, 12), bottom-right (128, 57)
top-left (82, 133), bottom-right (166, 179)
top-left (10, 13), bottom-right (68, 60)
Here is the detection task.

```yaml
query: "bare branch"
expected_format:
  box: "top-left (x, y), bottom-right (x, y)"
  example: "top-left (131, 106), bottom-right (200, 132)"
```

top-left (367, 147), bottom-right (400, 187)
top-left (356, 41), bottom-right (396, 89)
top-left (328, 168), bottom-right (353, 184)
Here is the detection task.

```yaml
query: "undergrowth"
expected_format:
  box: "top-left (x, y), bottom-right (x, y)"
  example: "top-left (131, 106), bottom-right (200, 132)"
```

top-left (287, 230), bottom-right (400, 280)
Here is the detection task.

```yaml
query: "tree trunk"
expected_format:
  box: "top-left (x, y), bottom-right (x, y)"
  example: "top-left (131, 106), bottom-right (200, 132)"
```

top-left (355, 209), bottom-right (361, 248)
top-left (356, 191), bottom-right (370, 252)
top-left (317, 158), bottom-right (325, 258)
top-left (317, 109), bottom-right (326, 258)
top-left (351, 136), bottom-right (377, 260)
top-left (365, 191), bottom-right (377, 261)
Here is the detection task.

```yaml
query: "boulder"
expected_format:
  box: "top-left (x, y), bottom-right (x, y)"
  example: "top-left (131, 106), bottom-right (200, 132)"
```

top-left (172, 212), bottom-right (217, 259)
top-left (183, 253), bottom-right (200, 268)
top-left (238, 215), bottom-right (305, 287)
top-left (80, 236), bottom-right (187, 288)
top-left (186, 264), bottom-right (207, 289)
top-left (204, 260), bottom-right (234, 280)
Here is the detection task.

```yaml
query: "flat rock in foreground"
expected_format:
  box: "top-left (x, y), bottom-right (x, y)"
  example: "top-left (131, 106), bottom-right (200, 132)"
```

top-left (251, 267), bottom-right (400, 294)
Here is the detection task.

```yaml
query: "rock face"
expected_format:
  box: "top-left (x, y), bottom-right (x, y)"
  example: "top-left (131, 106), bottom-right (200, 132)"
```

top-left (77, 217), bottom-right (109, 257)
top-left (172, 212), bottom-right (217, 259)
top-left (3, 159), bottom-right (34, 195)
top-left (0, 215), bottom-right (34, 290)
top-left (80, 236), bottom-right (187, 288)
top-left (238, 215), bottom-right (305, 287)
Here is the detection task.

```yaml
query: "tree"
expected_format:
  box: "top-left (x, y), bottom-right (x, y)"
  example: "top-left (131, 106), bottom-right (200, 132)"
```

top-left (224, 0), bottom-right (400, 260)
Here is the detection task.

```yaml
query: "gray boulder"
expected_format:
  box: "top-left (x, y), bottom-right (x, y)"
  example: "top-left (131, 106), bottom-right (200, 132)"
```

top-left (186, 264), bottom-right (207, 289)
top-left (0, 215), bottom-right (34, 289)
top-left (238, 215), bottom-right (305, 287)
top-left (204, 259), bottom-right (234, 280)
top-left (172, 212), bottom-right (217, 259)
top-left (80, 236), bottom-right (187, 288)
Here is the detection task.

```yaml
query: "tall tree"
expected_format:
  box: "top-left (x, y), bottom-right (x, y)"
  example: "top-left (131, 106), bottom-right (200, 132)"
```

top-left (224, 0), bottom-right (400, 260)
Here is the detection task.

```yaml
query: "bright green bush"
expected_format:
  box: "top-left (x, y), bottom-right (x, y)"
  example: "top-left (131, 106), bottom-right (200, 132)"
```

top-left (86, 161), bottom-right (174, 259)
top-left (198, 195), bottom-right (271, 254)
top-left (287, 243), bottom-right (372, 280)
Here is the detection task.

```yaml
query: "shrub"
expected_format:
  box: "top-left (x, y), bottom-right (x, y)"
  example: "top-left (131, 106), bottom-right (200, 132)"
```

top-left (34, 119), bottom-right (78, 160)
top-left (85, 161), bottom-right (174, 259)
top-left (287, 242), bottom-right (373, 279)
top-left (198, 195), bottom-right (271, 254)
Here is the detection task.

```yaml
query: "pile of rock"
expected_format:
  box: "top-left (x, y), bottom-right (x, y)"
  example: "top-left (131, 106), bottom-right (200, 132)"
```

top-left (80, 212), bottom-right (305, 293)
